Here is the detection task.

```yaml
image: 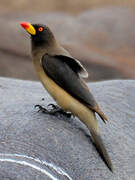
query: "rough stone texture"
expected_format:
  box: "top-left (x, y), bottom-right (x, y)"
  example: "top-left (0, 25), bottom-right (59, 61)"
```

top-left (1, 8), bottom-right (135, 81)
top-left (0, 77), bottom-right (135, 179)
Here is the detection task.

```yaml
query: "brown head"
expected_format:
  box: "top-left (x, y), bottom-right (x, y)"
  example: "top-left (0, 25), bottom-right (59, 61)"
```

top-left (20, 22), bottom-right (56, 49)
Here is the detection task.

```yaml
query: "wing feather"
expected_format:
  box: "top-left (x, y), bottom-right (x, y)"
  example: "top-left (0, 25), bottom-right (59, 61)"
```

top-left (42, 54), bottom-right (107, 122)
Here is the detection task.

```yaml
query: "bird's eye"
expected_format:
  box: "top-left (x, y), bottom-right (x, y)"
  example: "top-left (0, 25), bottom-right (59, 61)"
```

top-left (38, 27), bottom-right (44, 32)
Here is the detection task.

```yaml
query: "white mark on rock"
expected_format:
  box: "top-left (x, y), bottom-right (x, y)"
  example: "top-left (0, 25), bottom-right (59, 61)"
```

top-left (0, 153), bottom-right (73, 180)
top-left (0, 158), bottom-right (58, 180)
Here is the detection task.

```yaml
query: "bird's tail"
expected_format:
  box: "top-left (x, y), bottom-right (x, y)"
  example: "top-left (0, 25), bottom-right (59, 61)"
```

top-left (71, 101), bottom-right (113, 171)
top-left (90, 128), bottom-right (113, 172)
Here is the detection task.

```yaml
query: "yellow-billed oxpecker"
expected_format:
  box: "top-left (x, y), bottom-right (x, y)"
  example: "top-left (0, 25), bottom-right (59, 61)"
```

top-left (20, 22), bottom-right (113, 171)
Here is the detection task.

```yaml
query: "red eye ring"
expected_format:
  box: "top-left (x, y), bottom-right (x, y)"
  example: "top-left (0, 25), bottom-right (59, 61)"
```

top-left (38, 27), bottom-right (44, 32)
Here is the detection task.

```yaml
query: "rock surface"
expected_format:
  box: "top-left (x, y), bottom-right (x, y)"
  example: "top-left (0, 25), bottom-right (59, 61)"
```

top-left (0, 77), bottom-right (135, 179)
top-left (1, 8), bottom-right (135, 81)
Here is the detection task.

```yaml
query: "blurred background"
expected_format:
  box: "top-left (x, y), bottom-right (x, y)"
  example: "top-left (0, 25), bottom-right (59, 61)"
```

top-left (0, 0), bottom-right (135, 82)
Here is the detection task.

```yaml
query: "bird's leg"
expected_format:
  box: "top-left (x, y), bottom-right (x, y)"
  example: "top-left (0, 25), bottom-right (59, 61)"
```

top-left (35, 104), bottom-right (73, 118)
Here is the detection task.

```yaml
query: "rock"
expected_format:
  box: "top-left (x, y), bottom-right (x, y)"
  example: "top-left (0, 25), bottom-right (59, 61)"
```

top-left (0, 77), bottom-right (135, 179)
top-left (0, 8), bottom-right (135, 81)
top-left (0, 50), bottom-right (37, 80)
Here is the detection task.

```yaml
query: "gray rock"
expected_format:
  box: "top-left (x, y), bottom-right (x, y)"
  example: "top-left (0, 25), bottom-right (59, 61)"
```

top-left (0, 77), bottom-right (135, 179)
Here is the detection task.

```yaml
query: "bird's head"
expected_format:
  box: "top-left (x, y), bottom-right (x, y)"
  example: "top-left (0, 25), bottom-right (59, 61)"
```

top-left (20, 22), bottom-right (56, 48)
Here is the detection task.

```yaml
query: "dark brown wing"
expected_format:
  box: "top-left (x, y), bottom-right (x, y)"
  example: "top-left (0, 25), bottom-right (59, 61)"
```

top-left (42, 54), bottom-right (107, 122)
top-left (54, 55), bottom-right (88, 78)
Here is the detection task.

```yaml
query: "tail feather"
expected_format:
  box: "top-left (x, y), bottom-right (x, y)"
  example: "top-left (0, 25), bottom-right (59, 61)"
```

top-left (93, 105), bottom-right (108, 123)
top-left (74, 102), bottom-right (113, 171)
top-left (90, 128), bottom-right (113, 172)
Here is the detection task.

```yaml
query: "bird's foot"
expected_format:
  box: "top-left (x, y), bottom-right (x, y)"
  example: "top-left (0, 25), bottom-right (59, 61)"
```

top-left (48, 104), bottom-right (73, 118)
top-left (35, 105), bottom-right (48, 113)
top-left (35, 104), bottom-right (73, 118)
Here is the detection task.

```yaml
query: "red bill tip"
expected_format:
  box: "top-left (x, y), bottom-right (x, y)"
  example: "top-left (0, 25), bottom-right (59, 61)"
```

top-left (20, 22), bottom-right (30, 29)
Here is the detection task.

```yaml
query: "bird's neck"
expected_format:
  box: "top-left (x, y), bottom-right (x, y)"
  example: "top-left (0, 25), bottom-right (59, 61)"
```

top-left (31, 41), bottom-right (63, 60)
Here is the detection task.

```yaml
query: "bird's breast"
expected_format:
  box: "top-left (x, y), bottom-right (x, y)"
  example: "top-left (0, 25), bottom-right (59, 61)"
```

top-left (32, 57), bottom-right (70, 110)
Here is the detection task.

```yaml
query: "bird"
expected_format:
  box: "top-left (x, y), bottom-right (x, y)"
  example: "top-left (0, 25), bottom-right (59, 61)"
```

top-left (20, 22), bottom-right (113, 172)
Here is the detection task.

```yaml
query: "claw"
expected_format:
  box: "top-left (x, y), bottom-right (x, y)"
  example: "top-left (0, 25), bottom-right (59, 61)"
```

top-left (35, 104), bottom-right (40, 108)
top-left (35, 104), bottom-right (74, 118)
top-left (47, 104), bottom-right (57, 109)
top-left (35, 104), bottom-right (47, 113)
